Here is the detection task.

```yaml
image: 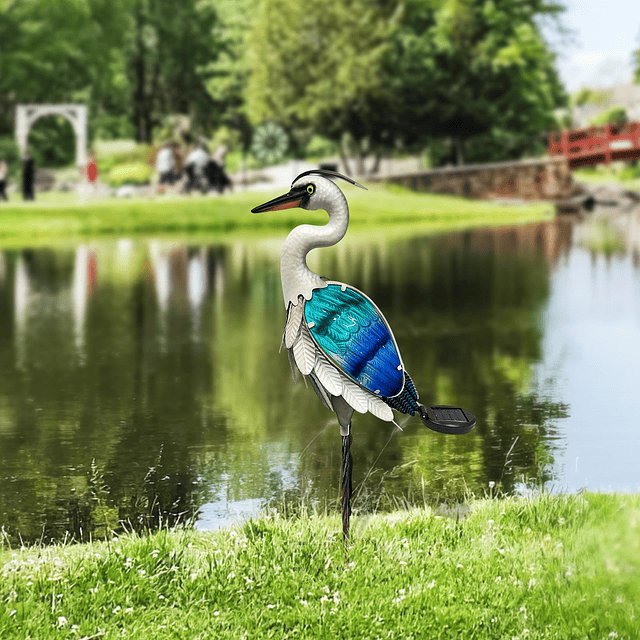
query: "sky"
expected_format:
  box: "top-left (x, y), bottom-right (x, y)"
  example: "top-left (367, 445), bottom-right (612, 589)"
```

top-left (544, 0), bottom-right (640, 93)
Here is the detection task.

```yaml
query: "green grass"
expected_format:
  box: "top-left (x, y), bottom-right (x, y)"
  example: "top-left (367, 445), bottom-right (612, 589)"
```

top-left (1, 493), bottom-right (638, 639)
top-left (573, 167), bottom-right (640, 191)
top-left (0, 185), bottom-right (553, 247)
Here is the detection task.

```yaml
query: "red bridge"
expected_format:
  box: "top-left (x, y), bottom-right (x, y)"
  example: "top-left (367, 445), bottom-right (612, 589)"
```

top-left (548, 122), bottom-right (640, 168)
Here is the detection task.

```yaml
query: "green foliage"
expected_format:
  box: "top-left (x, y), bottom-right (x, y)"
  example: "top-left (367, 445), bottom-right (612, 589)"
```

top-left (107, 161), bottom-right (153, 187)
top-left (619, 162), bottom-right (640, 180)
top-left (304, 135), bottom-right (340, 160)
top-left (27, 116), bottom-right (76, 167)
top-left (94, 140), bottom-right (151, 176)
top-left (1, 0), bottom-right (567, 166)
top-left (0, 136), bottom-right (20, 179)
top-left (572, 87), bottom-right (611, 107)
top-left (589, 106), bottom-right (628, 126)
top-left (0, 0), bottom-right (231, 146)
top-left (247, 0), bottom-right (397, 150)
top-left (1, 494), bottom-right (639, 639)
top-left (247, 0), bottom-right (566, 165)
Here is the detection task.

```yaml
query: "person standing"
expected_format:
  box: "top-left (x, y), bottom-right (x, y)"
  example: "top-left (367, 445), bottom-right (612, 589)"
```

top-left (184, 143), bottom-right (209, 194)
top-left (22, 151), bottom-right (35, 201)
top-left (155, 143), bottom-right (176, 192)
top-left (0, 159), bottom-right (8, 201)
top-left (87, 151), bottom-right (98, 186)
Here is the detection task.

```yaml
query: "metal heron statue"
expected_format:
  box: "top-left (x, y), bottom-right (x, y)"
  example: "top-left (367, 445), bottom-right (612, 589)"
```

top-left (252, 169), bottom-right (475, 543)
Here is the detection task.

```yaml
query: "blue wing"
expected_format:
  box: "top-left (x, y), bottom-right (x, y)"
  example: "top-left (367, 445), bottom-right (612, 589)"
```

top-left (304, 283), bottom-right (404, 398)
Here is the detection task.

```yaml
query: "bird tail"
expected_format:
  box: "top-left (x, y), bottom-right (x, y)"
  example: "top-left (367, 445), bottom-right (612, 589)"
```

top-left (382, 372), bottom-right (421, 415)
top-left (384, 373), bottom-right (476, 434)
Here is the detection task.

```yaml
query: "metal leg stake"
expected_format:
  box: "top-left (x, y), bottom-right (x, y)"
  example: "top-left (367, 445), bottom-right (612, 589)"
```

top-left (341, 432), bottom-right (352, 544)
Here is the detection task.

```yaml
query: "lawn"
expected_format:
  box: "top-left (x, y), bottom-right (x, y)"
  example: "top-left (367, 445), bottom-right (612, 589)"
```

top-left (1, 493), bottom-right (638, 639)
top-left (0, 185), bottom-right (553, 247)
top-left (573, 167), bottom-right (640, 191)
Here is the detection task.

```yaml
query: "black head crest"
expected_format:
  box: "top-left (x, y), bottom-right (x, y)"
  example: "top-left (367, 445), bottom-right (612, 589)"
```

top-left (292, 169), bottom-right (367, 190)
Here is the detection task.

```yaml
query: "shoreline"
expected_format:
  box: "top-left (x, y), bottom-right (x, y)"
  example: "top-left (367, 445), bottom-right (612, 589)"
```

top-left (0, 185), bottom-right (553, 248)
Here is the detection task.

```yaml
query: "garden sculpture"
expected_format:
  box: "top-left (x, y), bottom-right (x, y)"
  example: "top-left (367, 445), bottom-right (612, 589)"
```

top-left (252, 169), bottom-right (475, 542)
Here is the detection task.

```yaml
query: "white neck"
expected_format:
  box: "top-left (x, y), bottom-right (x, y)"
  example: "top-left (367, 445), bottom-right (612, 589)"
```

top-left (280, 183), bottom-right (349, 308)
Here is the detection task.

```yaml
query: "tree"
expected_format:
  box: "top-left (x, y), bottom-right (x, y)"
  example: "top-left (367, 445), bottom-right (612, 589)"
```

top-left (121, 0), bottom-right (229, 142)
top-left (382, 0), bottom-right (566, 163)
top-left (246, 0), bottom-right (397, 171)
top-left (246, 0), bottom-right (566, 167)
top-left (0, 0), bottom-right (231, 150)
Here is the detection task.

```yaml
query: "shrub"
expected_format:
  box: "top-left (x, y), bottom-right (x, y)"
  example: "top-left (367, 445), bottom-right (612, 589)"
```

top-left (107, 161), bottom-right (153, 187)
top-left (589, 106), bottom-right (627, 127)
top-left (0, 136), bottom-right (21, 179)
top-left (93, 140), bottom-right (152, 176)
top-left (618, 163), bottom-right (640, 181)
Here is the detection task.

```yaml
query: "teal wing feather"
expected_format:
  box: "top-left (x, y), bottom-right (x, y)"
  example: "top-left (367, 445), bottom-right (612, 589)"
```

top-left (304, 284), bottom-right (404, 398)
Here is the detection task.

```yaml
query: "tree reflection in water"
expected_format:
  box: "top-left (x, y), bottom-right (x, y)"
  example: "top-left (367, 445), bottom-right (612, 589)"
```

top-left (0, 221), bottom-right (575, 544)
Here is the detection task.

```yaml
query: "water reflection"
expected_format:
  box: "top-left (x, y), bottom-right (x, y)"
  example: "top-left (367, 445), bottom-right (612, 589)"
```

top-left (0, 217), bottom-right (638, 545)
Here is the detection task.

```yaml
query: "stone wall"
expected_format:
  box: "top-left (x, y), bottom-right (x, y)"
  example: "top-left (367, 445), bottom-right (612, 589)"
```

top-left (374, 157), bottom-right (573, 201)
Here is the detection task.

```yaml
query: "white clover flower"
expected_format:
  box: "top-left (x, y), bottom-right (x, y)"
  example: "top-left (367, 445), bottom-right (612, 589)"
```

top-left (57, 616), bottom-right (68, 628)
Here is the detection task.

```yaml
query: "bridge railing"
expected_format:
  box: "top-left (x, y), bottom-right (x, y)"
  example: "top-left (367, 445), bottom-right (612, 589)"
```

top-left (548, 122), bottom-right (640, 168)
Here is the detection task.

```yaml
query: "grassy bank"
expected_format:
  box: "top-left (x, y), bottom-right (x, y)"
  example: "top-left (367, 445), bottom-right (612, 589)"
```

top-left (1, 493), bottom-right (638, 639)
top-left (0, 185), bottom-right (552, 247)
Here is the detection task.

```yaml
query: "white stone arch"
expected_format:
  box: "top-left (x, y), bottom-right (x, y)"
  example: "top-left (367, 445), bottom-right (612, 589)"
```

top-left (16, 104), bottom-right (87, 167)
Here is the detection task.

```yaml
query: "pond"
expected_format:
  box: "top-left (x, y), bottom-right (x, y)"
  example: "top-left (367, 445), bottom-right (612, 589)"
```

top-left (1, 216), bottom-right (639, 544)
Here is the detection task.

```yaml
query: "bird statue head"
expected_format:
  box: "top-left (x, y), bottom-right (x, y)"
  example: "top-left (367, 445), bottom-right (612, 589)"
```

top-left (251, 169), bottom-right (366, 214)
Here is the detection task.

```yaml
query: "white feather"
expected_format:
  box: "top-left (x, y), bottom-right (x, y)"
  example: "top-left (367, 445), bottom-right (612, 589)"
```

top-left (368, 395), bottom-right (394, 422)
top-left (341, 378), bottom-right (369, 414)
top-left (284, 300), bottom-right (304, 349)
top-left (313, 353), bottom-right (343, 396)
top-left (292, 326), bottom-right (316, 375)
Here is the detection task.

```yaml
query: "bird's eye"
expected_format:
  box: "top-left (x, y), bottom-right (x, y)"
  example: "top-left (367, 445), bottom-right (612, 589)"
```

top-left (306, 184), bottom-right (315, 195)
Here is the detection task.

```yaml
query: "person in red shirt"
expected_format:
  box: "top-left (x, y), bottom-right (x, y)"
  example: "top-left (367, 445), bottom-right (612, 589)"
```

top-left (86, 152), bottom-right (98, 185)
